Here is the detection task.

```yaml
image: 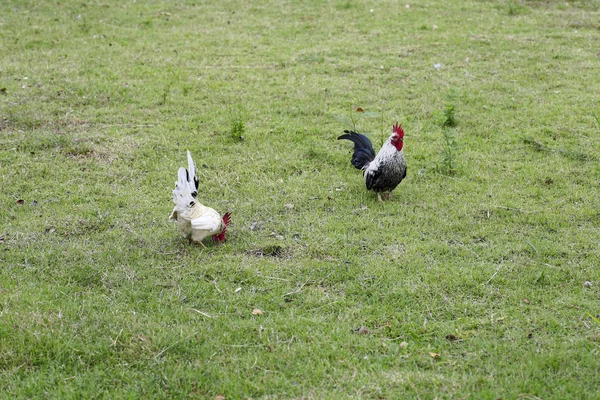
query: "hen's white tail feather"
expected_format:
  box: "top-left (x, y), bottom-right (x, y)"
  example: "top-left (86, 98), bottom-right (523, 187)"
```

top-left (173, 167), bottom-right (196, 217)
top-left (187, 150), bottom-right (196, 183)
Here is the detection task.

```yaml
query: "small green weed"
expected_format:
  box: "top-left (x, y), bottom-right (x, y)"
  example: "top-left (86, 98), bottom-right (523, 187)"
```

top-left (436, 127), bottom-right (459, 175)
top-left (443, 102), bottom-right (456, 127)
top-left (436, 92), bottom-right (459, 174)
top-left (442, 90), bottom-right (457, 128)
top-left (334, 107), bottom-right (379, 133)
top-left (230, 118), bottom-right (245, 142)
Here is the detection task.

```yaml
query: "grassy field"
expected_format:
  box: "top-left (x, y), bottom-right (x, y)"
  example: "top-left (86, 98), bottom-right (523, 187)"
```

top-left (1, 0), bottom-right (600, 398)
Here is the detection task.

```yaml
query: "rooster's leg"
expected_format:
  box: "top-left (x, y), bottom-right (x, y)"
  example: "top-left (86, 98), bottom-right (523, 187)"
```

top-left (377, 193), bottom-right (383, 203)
top-left (198, 241), bottom-right (207, 248)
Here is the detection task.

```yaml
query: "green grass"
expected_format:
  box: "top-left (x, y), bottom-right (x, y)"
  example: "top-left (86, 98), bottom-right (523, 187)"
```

top-left (1, 0), bottom-right (600, 398)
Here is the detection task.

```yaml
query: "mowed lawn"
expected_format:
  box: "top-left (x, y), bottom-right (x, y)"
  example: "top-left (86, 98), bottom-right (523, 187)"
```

top-left (1, 0), bottom-right (599, 398)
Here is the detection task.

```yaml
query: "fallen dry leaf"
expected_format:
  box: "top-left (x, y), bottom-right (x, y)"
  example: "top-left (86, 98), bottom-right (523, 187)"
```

top-left (429, 352), bottom-right (440, 359)
top-left (45, 227), bottom-right (56, 234)
top-left (16, 199), bottom-right (24, 205)
top-left (399, 341), bottom-right (408, 348)
top-left (284, 203), bottom-right (294, 210)
top-left (214, 396), bottom-right (226, 400)
top-left (252, 308), bottom-right (264, 316)
top-left (522, 298), bottom-right (530, 304)
top-left (356, 107), bottom-right (365, 113)
top-left (358, 326), bottom-right (369, 334)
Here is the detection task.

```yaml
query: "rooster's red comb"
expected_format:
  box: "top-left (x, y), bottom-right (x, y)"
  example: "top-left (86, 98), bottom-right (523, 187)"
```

top-left (393, 122), bottom-right (404, 138)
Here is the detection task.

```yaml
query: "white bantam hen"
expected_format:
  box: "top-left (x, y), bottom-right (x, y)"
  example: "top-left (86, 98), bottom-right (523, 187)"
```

top-left (169, 151), bottom-right (231, 246)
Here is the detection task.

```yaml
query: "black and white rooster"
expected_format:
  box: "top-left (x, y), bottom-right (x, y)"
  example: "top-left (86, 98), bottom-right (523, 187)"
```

top-left (338, 123), bottom-right (407, 202)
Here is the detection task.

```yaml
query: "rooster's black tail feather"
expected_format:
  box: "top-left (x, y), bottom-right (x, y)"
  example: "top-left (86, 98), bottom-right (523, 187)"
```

top-left (338, 131), bottom-right (376, 170)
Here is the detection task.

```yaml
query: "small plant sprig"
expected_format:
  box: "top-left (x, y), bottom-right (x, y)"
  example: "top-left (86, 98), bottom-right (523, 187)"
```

top-left (436, 127), bottom-right (459, 175)
top-left (230, 118), bottom-right (245, 142)
top-left (442, 90), bottom-right (457, 128)
top-left (443, 102), bottom-right (456, 127)
top-left (227, 105), bottom-right (247, 142)
top-left (334, 106), bottom-right (379, 133)
top-left (434, 90), bottom-right (460, 175)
